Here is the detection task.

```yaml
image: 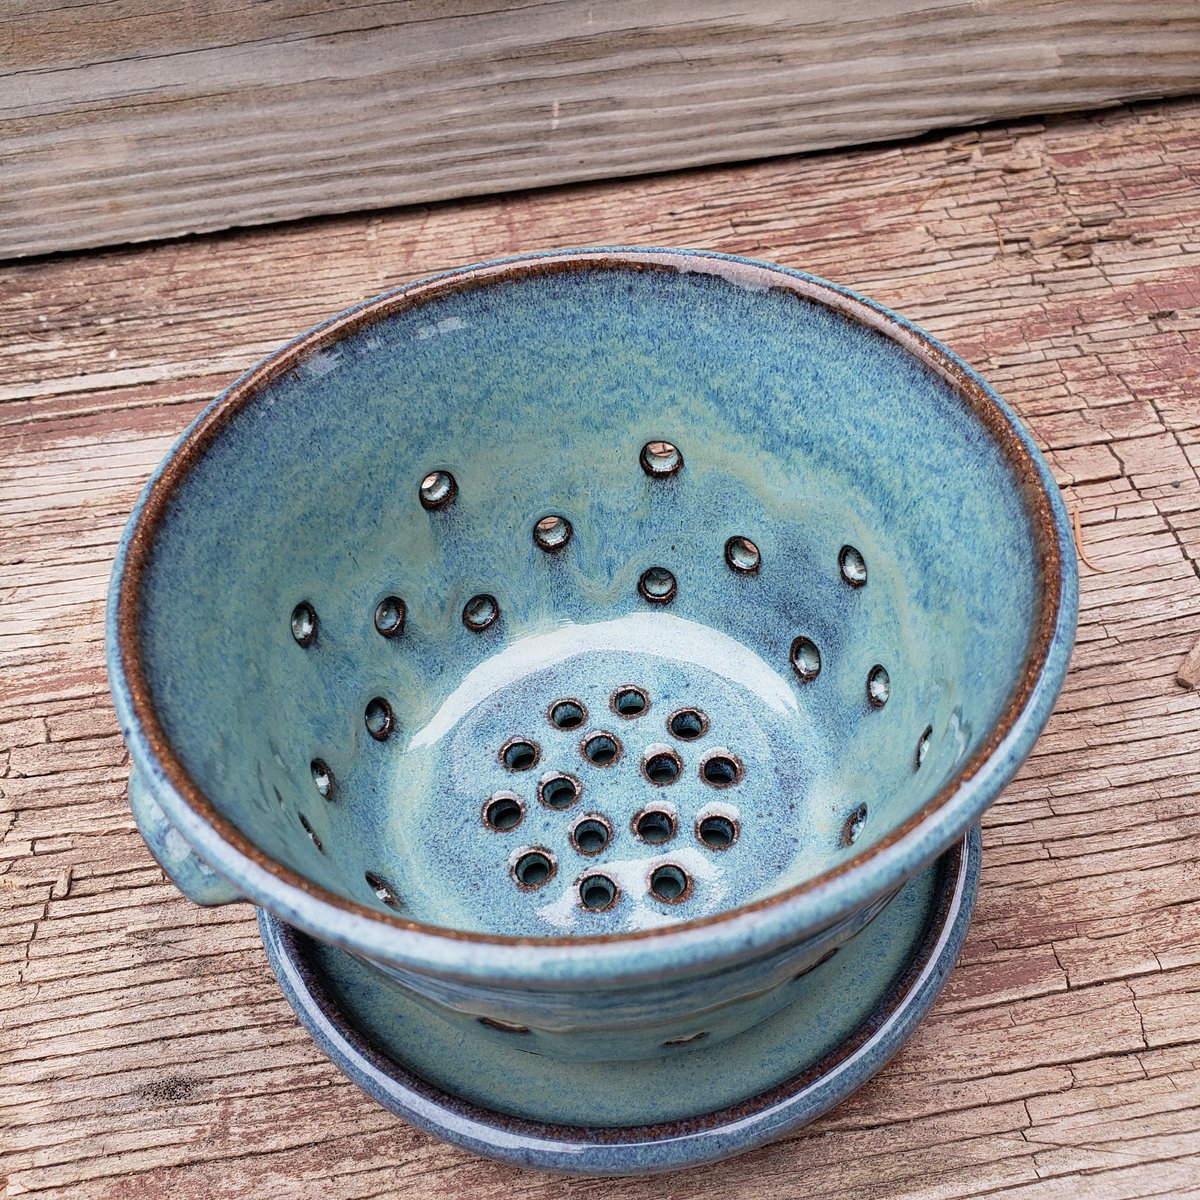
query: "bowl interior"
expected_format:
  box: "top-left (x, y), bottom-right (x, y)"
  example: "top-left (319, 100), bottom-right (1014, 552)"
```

top-left (130, 258), bottom-right (1045, 936)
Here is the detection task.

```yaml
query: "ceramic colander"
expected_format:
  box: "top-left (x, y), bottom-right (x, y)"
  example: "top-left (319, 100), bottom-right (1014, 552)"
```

top-left (107, 248), bottom-right (1077, 1173)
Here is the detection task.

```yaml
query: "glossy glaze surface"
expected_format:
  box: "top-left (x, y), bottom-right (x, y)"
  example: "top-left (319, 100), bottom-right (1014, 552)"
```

top-left (109, 246), bottom-right (1074, 1065)
top-left (112, 252), bottom-right (1073, 958)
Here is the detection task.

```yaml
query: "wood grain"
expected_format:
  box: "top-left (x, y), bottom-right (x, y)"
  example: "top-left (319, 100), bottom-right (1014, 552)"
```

top-left (4, 94), bottom-right (1200, 1198)
top-left (4, 0), bottom-right (1200, 259)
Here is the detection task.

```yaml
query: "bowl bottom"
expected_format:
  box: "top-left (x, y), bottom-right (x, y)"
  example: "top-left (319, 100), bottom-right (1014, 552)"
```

top-left (258, 826), bottom-right (979, 1176)
top-left (375, 613), bottom-right (891, 936)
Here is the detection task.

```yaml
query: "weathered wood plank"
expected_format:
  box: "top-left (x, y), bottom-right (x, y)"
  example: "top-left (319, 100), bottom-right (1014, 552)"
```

top-left (3, 1), bottom-right (1200, 258)
top-left (3, 95), bottom-right (1200, 1197)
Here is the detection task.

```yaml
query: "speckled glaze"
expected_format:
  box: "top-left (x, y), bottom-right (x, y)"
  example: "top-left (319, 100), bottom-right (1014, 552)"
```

top-left (107, 248), bottom-right (1076, 1161)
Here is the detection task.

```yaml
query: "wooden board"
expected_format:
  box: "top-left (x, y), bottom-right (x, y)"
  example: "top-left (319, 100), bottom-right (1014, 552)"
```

top-left (4, 94), bottom-right (1200, 1197)
top-left (4, 1), bottom-right (1200, 260)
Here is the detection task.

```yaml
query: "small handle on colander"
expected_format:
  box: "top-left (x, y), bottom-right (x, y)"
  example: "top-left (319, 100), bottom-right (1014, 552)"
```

top-left (128, 767), bottom-right (244, 907)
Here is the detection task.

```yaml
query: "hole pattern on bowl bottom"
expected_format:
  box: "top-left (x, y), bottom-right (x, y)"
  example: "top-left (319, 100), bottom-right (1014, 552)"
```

top-left (313, 626), bottom-right (930, 936)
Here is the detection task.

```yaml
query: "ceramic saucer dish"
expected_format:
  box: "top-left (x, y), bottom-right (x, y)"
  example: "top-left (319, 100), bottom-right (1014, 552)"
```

top-left (107, 248), bottom-right (1077, 1174)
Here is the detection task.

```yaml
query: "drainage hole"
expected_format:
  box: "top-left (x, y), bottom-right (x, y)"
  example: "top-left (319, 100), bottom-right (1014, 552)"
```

top-left (697, 814), bottom-right (738, 849)
top-left (533, 514), bottom-right (572, 552)
top-left (640, 440), bottom-right (683, 477)
top-left (298, 813), bottom-right (323, 852)
top-left (662, 1031), bottom-right (709, 1047)
top-left (549, 699), bottom-right (587, 729)
top-left (310, 758), bottom-right (333, 799)
top-left (579, 873), bottom-right (619, 911)
top-left (478, 1016), bottom-right (530, 1034)
top-left (500, 738), bottom-right (540, 771)
top-left (725, 536), bottom-right (761, 574)
top-left (840, 544), bottom-right (868, 585)
top-left (539, 773), bottom-right (582, 810)
top-left (290, 601), bottom-right (317, 647)
top-left (484, 793), bottom-right (524, 831)
top-left (634, 808), bottom-right (676, 845)
top-left (571, 817), bottom-right (612, 856)
top-left (643, 750), bottom-right (682, 785)
top-left (701, 753), bottom-right (742, 788)
top-left (790, 636), bottom-right (821, 682)
top-left (638, 567), bottom-right (677, 604)
top-left (668, 708), bottom-right (707, 740)
top-left (649, 864), bottom-right (690, 904)
top-left (419, 470), bottom-right (456, 510)
top-left (365, 698), bottom-right (394, 741)
top-left (513, 850), bottom-right (555, 889)
top-left (841, 803), bottom-right (868, 847)
top-left (365, 870), bottom-right (402, 909)
top-left (611, 686), bottom-right (648, 717)
top-left (916, 724), bottom-right (933, 769)
top-left (582, 732), bottom-right (621, 766)
top-left (867, 665), bottom-right (891, 708)
top-left (374, 595), bottom-right (406, 638)
top-left (839, 544), bottom-right (868, 587)
top-left (462, 593), bottom-right (499, 631)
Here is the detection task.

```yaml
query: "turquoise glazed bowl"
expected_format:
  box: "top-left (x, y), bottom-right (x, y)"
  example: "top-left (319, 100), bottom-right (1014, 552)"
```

top-left (107, 248), bottom-right (1077, 1170)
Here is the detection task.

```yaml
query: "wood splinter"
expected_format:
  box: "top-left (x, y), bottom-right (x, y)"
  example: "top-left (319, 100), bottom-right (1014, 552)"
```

top-left (916, 178), bottom-right (948, 209)
top-left (1178, 635), bottom-right (1200, 691)
top-left (1072, 508), bottom-right (1106, 573)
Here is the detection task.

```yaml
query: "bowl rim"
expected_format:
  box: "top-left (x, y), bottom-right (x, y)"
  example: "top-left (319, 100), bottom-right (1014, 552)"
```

top-left (106, 247), bottom-right (1078, 984)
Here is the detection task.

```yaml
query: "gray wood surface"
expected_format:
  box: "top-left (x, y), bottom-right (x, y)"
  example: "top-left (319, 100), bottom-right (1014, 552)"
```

top-left (3, 0), bottom-right (1200, 259)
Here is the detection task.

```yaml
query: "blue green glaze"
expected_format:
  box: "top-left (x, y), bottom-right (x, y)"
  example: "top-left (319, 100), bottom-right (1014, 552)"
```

top-left (107, 250), bottom-right (1075, 1097)
top-left (258, 827), bottom-right (980, 1174)
top-left (128, 767), bottom-right (241, 906)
